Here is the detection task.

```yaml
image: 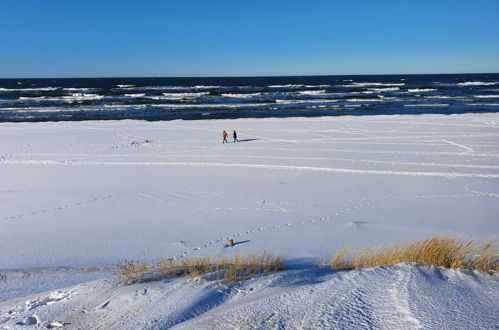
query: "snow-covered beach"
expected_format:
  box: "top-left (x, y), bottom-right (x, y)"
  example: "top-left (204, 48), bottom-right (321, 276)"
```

top-left (1, 113), bottom-right (498, 329)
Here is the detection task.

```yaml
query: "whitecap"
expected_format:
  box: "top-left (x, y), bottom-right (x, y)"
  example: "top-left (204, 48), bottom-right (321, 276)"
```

top-left (473, 95), bottom-right (499, 98)
top-left (424, 95), bottom-right (467, 99)
top-left (457, 81), bottom-right (497, 86)
top-left (19, 93), bottom-right (103, 102)
top-left (221, 93), bottom-right (262, 98)
top-left (339, 82), bottom-right (405, 87)
top-left (407, 88), bottom-right (438, 92)
top-left (367, 87), bottom-right (400, 92)
top-left (7, 87), bottom-right (59, 92)
top-left (192, 85), bottom-right (222, 89)
top-left (149, 102), bottom-right (276, 108)
top-left (268, 84), bottom-right (304, 88)
top-left (64, 93), bottom-right (103, 100)
top-left (345, 98), bottom-right (383, 102)
top-left (124, 93), bottom-right (146, 97)
top-left (19, 96), bottom-right (46, 100)
top-left (160, 92), bottom-right (209, 99)
top-left (275, 99), bottom-right (339, 104)
top-left (404, 104), bottom-right (449, 107)
top-left (116, 84), bottom-right (135, 88)
top-left (63, 88), bottom-right (96, 92)
top-left (297, 90), bottom-right (327, 95)
top-left (303, 85), bottom-right (331, 88)
top-left (103, 104), bottom-right (147, 109)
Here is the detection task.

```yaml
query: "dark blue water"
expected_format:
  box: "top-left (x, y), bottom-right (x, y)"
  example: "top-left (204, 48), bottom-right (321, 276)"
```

top-left (1, 74), bottom-right (498, 122)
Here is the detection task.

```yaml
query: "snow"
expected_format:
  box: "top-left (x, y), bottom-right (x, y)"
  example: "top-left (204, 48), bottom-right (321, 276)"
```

top-left (1, 265), bottom-right (497, 329)
top-left (1, 113), bottom-right (498, 328)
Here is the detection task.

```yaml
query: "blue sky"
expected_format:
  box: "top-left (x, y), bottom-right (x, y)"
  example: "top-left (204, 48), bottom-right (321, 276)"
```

top-left (1, 0), bottom-right (498, 77)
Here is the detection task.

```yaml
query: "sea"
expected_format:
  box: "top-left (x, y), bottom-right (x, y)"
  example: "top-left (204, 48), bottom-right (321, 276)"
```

top-left (0, 73), bottom-right (498, 122)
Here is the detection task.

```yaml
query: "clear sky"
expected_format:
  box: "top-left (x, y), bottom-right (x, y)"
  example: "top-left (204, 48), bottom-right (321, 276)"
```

top-left (1, 0), bottom-right (498, 78)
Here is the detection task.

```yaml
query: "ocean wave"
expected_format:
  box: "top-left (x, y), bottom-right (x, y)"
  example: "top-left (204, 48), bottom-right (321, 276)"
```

top-left (466, 103), bottom-right (499, 106)
top-left (431, 83), bottom-right (456, 87)
top-left (161, 92), bottom-right (209, 99)
top-left (472, 95), bottom-right (499, 98)
top-left (275, 99), bottom-right (339, 104)
top-left (297, 90), bottom-right (327, 95)
top-left (404, 104), bottom-right (450, 107)
top-left (424, 95), bottom-right (467, 99)
top-left (2, 87), bottom-right (60, 92)
top-left (146, 101), bottom-right (346, 109)
top-left (149, 102), bottom-right (277, 109)
top-left (268, 84), bottom-right (304, 88)
top-left (142, 96), bottom-right (171, 100)
top-left (116, 84), bottom-right (135, 88)
top-left (18, 93), bottom-right (103, 102)
top-left (221, 93), bottom-right (262, 98)
top-left (190, 85), bottom-right (222, 89)
top-left (9, 108), bottom-right (90, 113)
top-left (124, 93), bottom-right (146, 97)
top-left (366, 87), bottom-right (400, 92)
top-left (0, 107), bottom-right (19, 111)
top-left (407, 88), bottom-right (438, 92)
top-left (345, 98), bottom-right (383, 102)
top-left (122, 85), bottom-right (222, 92)
top-left (123, 86), bottom-right (187, 91)
top-left (457, 81), bottom-right (497, 86)
top-left (303, 85), bottom-right (331, 88)
top-left (103, 104), bottom-right (147, 109)
top-left (340, 82), bottom-right (405, 87)
top-left (62, 93), bottom-right (103, 100)
top-left (63, 88), bottom-right (96, 92)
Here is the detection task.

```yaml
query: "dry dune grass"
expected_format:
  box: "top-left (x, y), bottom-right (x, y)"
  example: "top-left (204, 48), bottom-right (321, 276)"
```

top-left (118, 260), bottom-right (151, 279)
top-left (119, 253), bottom-right (285, 283)
top-left (331, 237), bottom-right (498, 273)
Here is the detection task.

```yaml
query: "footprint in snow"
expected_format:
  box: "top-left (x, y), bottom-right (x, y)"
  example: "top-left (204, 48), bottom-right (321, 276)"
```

top-left (100, 300), bottom-right (111, 309)
top-left (16, 315), bottom-right (39, 326)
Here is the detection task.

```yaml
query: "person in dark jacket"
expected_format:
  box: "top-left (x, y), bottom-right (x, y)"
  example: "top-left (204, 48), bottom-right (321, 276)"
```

top-left (233, 130), bottom-right (239, 142)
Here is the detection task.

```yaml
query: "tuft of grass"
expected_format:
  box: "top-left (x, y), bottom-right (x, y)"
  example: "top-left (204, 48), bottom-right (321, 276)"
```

top-left (331, 247), bottom-right (351, 270)
top-left (331, 236), bottom-right (498, 273)
top-left (473, 241), bottom-right (498, 272)
top-left (118, 260), bottom-right (151, 283)
top-left (223, 253), bottom-right (285, 281)
top-left (118, 252), bottom-right (285, 283)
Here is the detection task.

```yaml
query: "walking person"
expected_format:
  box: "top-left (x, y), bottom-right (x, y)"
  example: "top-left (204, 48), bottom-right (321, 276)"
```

top-left (233, 130), bottom-right (239, 142)
top-left (222, 130), bottom-right (228, 144)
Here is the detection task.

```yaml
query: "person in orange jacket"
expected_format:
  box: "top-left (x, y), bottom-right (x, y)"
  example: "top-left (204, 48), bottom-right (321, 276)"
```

top-left (222, 130), bottom-right (228, 143)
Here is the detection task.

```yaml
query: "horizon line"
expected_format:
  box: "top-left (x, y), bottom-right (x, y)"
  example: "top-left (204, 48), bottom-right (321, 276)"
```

top-left (1, 72), bottom-right (498, 80)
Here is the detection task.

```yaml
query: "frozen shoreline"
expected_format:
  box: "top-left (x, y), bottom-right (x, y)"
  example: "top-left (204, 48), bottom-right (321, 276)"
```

top-left (1, 113), bottom-right (499, 269)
